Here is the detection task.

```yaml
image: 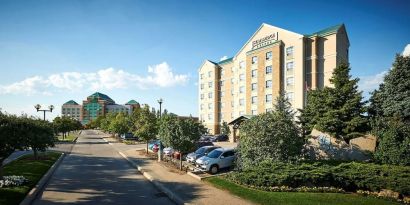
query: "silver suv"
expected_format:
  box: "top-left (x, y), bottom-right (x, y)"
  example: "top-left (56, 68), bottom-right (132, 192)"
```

top-left (195, 148), bottom-right (236, 174)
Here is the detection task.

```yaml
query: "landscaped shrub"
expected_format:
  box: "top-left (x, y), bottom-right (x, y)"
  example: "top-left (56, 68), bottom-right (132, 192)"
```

top-left (227, 160), bottom-right (410, 196)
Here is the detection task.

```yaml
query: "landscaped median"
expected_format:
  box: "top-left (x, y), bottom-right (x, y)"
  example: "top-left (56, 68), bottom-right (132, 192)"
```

top-left (204, 160), bottom-right (409, 205)
top-left (205, 177), bottom-right (402, 205)
top-left (0, 152), bottom-right (62, 205)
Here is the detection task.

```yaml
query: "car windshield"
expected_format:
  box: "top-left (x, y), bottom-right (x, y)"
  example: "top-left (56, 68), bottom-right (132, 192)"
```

top-left (195, 147), bottom-right (206, 154)
top-left (207, 150), bottom-right (222, 158)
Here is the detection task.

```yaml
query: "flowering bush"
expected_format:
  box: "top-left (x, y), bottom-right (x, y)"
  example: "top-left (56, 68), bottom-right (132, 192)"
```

top-left (0, 175), bottom-right (28, 188)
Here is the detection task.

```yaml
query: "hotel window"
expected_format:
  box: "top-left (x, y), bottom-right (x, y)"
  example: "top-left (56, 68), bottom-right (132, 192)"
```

top-left (239, 98), bottom-right (244, 106)
top-left (231, 112), bottom-right (234, 119)
top-left (208, 114), bottom-right (213, 120)
top-left (239, 61), bottom-right (245, 69)
top-left (200, 94), bottom-right (204, 99)
top-left (239, 74), bottom-right (245, 81)
top-left (208, 92), bottom-right (213, 99)
top-left (239, 86), bottom-right (245, 93)
top-left (266, 51), bottom-right (272, 60)
top-left (266, 66), bottom-right (272, 74)
top-left (208, 71), bottom-right (212, 77)
top-left (231, 67), bottom-right (235, 72)
top-left (221, 103), bottom-right (225, 109)
top-left (220, 80), bottom-right (224, 87)
top-left (231, 101), bottom-right (234, 107)
top-left (251, 83), bottom-right (257, 91)
top-left (286, 46), bottom-right (294, 59)
top-left (200, 84), bottom-right (204, 90)
top-left (231, 89), bottom-right (234, 96)
top-left (200, 74), bottom-right (204, 79)
top-left (208, 82), bottom-right (213, 88)
top-left (286, 62), bottom-right (294, 72)
top-left (251, 69), bottom-right (257, 78)
top-left (220, 91), bottom-right (225, 97)
top-left (286, 92), bottom-right (294, 102)
top-left (252, 56), bottom-right (258, 64)
top-left (219, 113), bottom-right (224, 121)
top-left (231, 78), bottom-right (234, 84)
top-left (266, 80), bottom-right (272, 88)
top-left (252, 109), bottom-right (257, 115)
top-left (266, 94), bottom-right (272, 103)
top-left (208, 103), bottom-right (213, 109)
top-left (251, 96), bottom-right (257, 104)
top-left (221, 69), bottom-right (225, 77)
top-left (286, 77), bottom-right (294, 86)
top-left (239, 111), bottom-right (244, 116)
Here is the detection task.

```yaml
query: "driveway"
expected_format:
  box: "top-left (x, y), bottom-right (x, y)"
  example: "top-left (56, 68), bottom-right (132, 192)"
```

top-left (33, 129), bottom-right (173, 205)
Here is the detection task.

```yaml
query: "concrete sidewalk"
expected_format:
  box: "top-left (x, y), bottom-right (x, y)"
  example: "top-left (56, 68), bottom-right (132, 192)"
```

top-left (109, 142), bottom-right (253, 205)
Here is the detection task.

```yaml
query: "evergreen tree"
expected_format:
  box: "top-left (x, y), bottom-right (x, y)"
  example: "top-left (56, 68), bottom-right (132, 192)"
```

top-left (300, 64), bottom-right (368, 143)
top-left (221, 121), bottom-right (231, 136)
top-left (274, 92), bottom-right (295, 119)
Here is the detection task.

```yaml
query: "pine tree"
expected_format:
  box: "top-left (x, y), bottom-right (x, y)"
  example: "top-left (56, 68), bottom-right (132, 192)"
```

top-left (300, 64), bottom-right (368, 143)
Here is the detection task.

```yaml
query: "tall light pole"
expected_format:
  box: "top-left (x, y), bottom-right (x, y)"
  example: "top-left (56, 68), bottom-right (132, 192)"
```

top-left (158, 98), bottom-right (163, 118)
top-left (35, 104), bottom-right (54, 121)
top-left (157, 98), bottom-right (163, 162)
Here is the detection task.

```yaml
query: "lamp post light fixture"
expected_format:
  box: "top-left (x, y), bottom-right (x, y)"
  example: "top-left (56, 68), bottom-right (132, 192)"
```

top-left (157, 98), bottom-right (163, 118)
top-left (157, 98), bottom-right (164, 162)
top-left (35, 104), bottom-right (54, 121)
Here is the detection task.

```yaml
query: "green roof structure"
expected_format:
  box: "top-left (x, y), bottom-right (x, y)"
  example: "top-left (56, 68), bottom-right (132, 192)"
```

top-left (63, 100), bottom-right (79, 105)
top-left (88, 92), bottom-right (115, 104)
top-left (217, 57), bottom-right (233, 65)
top-left (304, 24), bottom-right (344, 38)
top-left (126, 100), bottom-right (139, 105)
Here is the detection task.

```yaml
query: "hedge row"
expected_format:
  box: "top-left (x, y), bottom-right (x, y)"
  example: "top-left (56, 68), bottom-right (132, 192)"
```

top-left (227, 161), bottom-right (410, 196)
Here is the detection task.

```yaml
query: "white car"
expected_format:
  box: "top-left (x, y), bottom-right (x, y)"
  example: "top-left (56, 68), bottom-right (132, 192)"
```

top-left (195, 148), bottom-right (236, 174)
top-left (163, 147), bottom-right (174, 156)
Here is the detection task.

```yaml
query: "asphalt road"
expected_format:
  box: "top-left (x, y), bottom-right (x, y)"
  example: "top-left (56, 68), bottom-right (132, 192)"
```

top-left (33, 130), bottom-right (174, 205)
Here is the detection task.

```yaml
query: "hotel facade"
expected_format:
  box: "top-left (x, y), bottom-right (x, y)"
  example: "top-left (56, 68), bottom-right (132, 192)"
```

top-left (198, 23), bottom-right (349, 134)
top-left (61, 92), bottom-right (140, 124)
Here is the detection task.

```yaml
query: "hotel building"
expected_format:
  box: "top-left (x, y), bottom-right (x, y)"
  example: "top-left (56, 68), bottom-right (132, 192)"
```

top-left (61, 92), bottom-right (140, 124)
top-left (198, 23), bottom-right (349, 134)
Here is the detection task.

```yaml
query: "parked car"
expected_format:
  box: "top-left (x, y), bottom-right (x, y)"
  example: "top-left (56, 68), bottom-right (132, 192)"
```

top-left (194, 141), bottom-right (214, 151)
top-left (120, 133), bottom-right (137, 140)
top-left (163, 147), bottom-right (174, 156)
top-left (199, 135), bottom-right (212, 142)
top-left (148, 140), bottom-right (161, 152)
top-left (195, 148), bottom-right (236, 174)
top-left (186, 146), bottom-right (220, 164)
top-left (210, 134), bottom-right (229, 142)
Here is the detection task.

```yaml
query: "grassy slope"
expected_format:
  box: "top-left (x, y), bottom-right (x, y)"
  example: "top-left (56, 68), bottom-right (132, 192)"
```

top-left (0, 152), bottom-right (61, 205)
top-left (57, 134), bottom-right (76, 142)
top-left (206, 177), bottom-right (400, 205)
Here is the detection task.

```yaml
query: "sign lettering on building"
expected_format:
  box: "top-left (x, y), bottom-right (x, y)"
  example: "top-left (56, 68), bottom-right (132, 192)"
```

top-left (252, 32), bottom-right (278, 49)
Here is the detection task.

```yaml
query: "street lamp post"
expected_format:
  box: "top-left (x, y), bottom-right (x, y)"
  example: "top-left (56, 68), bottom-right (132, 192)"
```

top-left (157, 98), bottom-right (163, 162)
top-left (35, 104), bottom-right (54, 121)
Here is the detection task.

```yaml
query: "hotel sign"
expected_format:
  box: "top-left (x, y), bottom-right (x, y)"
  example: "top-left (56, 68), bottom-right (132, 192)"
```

top-left (252, 32), bottom-right (278, 49)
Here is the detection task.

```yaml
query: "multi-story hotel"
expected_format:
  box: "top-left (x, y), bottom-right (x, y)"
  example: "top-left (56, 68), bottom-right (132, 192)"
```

top-left (198, 23), bottom-right (349, 134)
top-left (61, 92), bottom-right (140, 124)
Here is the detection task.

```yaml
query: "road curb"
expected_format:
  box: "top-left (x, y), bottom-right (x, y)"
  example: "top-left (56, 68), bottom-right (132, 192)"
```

top-left (118, 151), bottom-right (187, 205)
top-left (19, 152), bottom-right (65, 205)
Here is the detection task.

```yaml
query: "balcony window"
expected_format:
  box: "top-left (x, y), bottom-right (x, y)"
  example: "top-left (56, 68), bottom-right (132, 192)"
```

top-left (239, 99), bottom-right (244, 106)
top-left (251, 96), bottom-right (257, 104)
top-left (266, 80), bottom-right (272, 88)
top-left (266, 51), bottom-right (272, 60)
top-left (252, 56), bottom-right (258, 64)
top-left (266, 66), bottom-right (272, 74)
top-left (266, 94), bottom-right (272, 103)
top-left (239, 86), bottom-right (245, 93)
top-left (239, 61), bottom-right (245, 69)
top-left (251, 83), bottom-right (257, 91)
top-left (239, 74), bottom-right (245, 81)
top-left (251, 69), bottom-right (257, 78)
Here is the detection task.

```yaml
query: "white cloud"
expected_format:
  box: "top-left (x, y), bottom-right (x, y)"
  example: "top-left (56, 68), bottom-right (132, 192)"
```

top-left (0, 62), bottom-right (189, 96)
top-left (219, 56), bottom-right (228, 61)
top-left (402, 44), bottom-right (410, 57)
top-left (358, 71), bottom-right (388, 95)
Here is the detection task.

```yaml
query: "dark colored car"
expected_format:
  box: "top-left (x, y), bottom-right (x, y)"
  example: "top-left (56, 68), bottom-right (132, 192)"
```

top-left (199, 135), bottom-right (212, 142)
top-left (210, 134), bottom-right (229, 142)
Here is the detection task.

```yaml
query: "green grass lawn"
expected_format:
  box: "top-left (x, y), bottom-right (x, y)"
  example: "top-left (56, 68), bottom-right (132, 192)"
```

top-left (57, 134), bottom-right (77, 142)
top-left (205, 177), bottom-right (401, 205)
top-left (0, 152), bottom-right (61, 205)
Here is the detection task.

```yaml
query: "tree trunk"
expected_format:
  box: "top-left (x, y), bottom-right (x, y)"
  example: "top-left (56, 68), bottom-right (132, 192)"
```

top-left (0, 159), bottom-right (4, 179)
top-left (180, 153), bottom-right (183, 171)
top-left (33, 148), bottom-right (38, 160)
top-left (146, 141), bottom-right (149, 154)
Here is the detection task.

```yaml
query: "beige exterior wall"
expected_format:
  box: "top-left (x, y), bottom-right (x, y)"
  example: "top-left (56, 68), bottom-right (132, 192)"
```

top-left (198, 23), bottom-right (349, 135)
top-left (61, 104), bottom-right (82, 121)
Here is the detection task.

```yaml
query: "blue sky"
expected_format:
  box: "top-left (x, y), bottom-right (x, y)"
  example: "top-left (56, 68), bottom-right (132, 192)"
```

top-left (0, 0), bottom-right (409, 120)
